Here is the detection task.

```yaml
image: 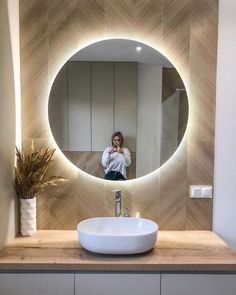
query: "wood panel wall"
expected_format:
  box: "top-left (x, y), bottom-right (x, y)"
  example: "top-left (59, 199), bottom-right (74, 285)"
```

top-left (20, 0), bottom-right (218, 230)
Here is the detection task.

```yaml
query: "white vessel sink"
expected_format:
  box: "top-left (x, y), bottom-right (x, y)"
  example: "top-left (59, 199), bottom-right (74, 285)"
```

top-left (77, 217), bottom-right (158, 255)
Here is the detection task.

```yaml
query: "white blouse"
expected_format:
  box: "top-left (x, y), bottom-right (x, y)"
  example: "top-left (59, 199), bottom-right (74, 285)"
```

top-left (102, 147), bottom-right (131, 179)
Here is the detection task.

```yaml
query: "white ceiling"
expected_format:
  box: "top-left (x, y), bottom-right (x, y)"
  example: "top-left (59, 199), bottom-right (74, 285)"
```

top-left (69, 39), bottom-right (173, 67)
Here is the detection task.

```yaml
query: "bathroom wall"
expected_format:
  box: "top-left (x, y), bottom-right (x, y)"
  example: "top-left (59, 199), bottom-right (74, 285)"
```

top-left (214, 0), bottom-right (236, 249)
top-left (20, 0), bottom-right (218, 230)
top-left (0, 0), bottom-right (20, 249)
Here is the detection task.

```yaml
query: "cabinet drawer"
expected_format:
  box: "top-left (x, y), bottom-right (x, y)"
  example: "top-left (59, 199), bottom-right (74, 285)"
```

top-left (75, 273), bottom-right (160, 295)
top-left (0, 273), bottom-right (74, 295)
top-left (161, 274), bottom-right (236, 295)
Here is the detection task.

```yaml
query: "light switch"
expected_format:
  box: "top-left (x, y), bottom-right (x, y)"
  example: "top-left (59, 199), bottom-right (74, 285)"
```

top-left (190, 185), bottom-right (213, 198)
top-left (190, 186), bottom-right (202, 197)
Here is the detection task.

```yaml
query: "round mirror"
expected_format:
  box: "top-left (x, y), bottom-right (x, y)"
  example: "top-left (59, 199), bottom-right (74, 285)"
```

top-left (48, 39), bottom-right (188, 180)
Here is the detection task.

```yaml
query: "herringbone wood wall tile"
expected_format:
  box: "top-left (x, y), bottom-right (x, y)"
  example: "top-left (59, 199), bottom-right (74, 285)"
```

top-left (20, 0), bottom-right (218, 230)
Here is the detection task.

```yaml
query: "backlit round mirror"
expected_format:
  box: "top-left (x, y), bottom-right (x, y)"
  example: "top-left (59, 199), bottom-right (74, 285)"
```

top-left (48, 39), bottom-right (188, 180)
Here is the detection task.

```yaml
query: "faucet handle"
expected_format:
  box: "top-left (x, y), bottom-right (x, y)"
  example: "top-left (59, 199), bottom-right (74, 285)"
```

top-left (124, 208), bottom-right (130, 217)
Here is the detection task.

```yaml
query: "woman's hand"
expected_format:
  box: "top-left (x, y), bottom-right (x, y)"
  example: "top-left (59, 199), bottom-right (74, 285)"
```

top-left (109, 146), bottom-right (124, 154)
top-left (109, 147), bottom-right (117, 154)
top-left (117, 147), bottom-right (124, 154)
top-left (114, 143), bottom-right (124, 154)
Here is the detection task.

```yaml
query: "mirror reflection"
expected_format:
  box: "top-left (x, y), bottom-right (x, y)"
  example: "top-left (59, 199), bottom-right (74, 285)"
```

top-left (48, 39), bottom-right (188, 180)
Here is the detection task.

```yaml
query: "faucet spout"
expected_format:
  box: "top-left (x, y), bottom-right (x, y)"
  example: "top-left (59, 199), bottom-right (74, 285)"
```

top-left (112, 190), bottom-right (122, 217)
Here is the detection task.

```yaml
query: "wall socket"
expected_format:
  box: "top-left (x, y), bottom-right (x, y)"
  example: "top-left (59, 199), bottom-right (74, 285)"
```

top-left (190, 185), bottom-right (213, 198)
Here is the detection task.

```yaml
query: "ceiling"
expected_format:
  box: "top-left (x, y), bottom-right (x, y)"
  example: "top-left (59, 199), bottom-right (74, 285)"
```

top-left (69, 39), bottom-right (173, 67)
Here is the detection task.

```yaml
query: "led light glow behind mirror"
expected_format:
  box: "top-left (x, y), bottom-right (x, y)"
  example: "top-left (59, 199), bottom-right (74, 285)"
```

top-left (48, 39), bottom-right (188, 180)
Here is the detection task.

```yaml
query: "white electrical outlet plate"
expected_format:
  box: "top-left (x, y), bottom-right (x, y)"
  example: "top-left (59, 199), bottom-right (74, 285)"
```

top-left (190, 185), bottom-right (213, 198)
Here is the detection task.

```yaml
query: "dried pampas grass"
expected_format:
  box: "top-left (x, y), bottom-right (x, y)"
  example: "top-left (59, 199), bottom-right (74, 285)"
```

top-left (15, 147), bottom-right (67, 199)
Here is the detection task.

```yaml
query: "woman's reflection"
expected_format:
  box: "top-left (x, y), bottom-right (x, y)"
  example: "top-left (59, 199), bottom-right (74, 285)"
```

top-left (102, 131), bottom-right (131, 180)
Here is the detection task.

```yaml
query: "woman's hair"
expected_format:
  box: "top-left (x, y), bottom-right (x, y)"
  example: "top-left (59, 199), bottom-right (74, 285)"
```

top-left (111, 131), bottom-right (124, 147)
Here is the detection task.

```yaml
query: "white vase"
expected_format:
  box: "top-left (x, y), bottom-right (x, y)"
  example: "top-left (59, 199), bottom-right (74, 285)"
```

top-left (20, 197), bottom-right (37, 236)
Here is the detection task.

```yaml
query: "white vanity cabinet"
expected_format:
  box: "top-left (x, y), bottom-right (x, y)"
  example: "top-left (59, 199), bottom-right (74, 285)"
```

top-left (75, 273), bottom-right (160, 295)
top-left (1, 272), bottom-right (236, 295)
top-left (0, 273), bottom-right (74, 295)
top-left (161, 273), bottom-right (236, 295)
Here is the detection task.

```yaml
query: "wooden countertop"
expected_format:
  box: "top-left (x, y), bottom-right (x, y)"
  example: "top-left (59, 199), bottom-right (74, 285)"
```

top-left (1, 231), bottom-right (236, 272)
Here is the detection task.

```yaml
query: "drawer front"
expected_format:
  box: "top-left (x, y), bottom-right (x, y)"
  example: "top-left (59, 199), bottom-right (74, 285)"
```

top-left (0, 273), bottom-right (74, 295)
top-left (161, 274), bottom-right (236, 295)
top-left (75, 273), bottom-right (160, 295)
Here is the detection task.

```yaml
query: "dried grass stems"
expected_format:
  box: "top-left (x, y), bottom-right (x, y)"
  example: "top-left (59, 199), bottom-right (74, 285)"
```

top-left (15, 147), bottom-right (67, 199)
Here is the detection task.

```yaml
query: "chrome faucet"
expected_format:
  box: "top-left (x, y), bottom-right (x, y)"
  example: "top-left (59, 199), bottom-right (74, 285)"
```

top-left (112, 190), bottom-right (122, 217)
top-left (112, 190), bottom-right (131, 217)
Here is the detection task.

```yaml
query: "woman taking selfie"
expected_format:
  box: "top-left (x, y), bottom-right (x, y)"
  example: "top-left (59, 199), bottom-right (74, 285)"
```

top-left (102, 131), bottom-right (131, 180)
